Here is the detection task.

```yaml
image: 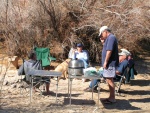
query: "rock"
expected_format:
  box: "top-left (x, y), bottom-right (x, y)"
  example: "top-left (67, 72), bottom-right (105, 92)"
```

top-left (4, 70), bottom-right (19, 84)
top-left (11, 84), bottom-right (17, 88)
top-left (3, 80), bottom-right (8, 85)
top-left (17, 81), bottom-right (29, 88)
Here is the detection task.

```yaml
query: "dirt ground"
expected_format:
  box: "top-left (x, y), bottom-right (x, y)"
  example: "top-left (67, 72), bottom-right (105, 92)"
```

top-left (0, 60), bottom-right (150, 113)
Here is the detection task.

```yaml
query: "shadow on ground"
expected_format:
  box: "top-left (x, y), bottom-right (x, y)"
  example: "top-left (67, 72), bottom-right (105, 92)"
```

top-left (0, 108), bottom-right (33, 113)
top-left (130, 79), bottom-right (150, 86)
top-left (117, 79), bottom-right (150, 95)
top-left (120, 89), bottom-right (150, 96)
top-left (43, 91), bottom-right (81, 97)
top-left (129, 98), bottom-right (150, 103)
top-left (63, 98), bottom-right (96, 105)
top-left (101, 99), bottom-right (141, 110)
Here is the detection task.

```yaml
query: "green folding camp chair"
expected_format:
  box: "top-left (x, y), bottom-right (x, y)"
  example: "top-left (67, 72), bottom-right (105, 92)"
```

top-left (34, 47), bottom-right (56, 67)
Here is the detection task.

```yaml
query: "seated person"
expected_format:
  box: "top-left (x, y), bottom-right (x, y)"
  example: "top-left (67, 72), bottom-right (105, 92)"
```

top-left (121, 49), bottom-right (136, 81)
top-left (84, 50), bottom-right (129, 92)
top-left (126, 52), bottom-right (136, 82)
top-left (128, 53), bottom-right (134, 68)
top-left (71, 43), bottom-right (89, 82)
top-left (18, 50), bottom-right (50, 94)
top-left (71, 43), bottom-right (89, 68)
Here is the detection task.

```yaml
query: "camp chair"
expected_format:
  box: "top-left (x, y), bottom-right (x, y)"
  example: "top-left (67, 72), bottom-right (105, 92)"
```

top-left (19, 47), bottom-right (56, 95)
top-left (34, 47), bottom-right (56, 68)
top-left (115, 66), bottom-right (131, 93)
top-left (19, 59), bottom-right (45, 95)
top-left (125, 64), bottom-right (135, 83)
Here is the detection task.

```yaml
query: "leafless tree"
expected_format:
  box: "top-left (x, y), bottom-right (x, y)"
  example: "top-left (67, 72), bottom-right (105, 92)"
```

top-left (0, 0), bottom-right (149, 61)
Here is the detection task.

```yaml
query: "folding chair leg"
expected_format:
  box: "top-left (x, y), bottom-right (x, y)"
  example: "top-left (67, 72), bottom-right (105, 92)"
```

top-left (116, 77), bottom-right (123, 93)
top-left (19, 75), bottom-right (30, 96)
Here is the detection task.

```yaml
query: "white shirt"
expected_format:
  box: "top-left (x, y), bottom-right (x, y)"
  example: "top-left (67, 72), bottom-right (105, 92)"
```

top-left (72, 50), bottom-right (89, 61)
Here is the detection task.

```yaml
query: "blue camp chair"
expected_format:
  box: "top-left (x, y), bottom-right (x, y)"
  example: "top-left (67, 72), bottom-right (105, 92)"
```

top-left (115, 66), bottom-right (132, 93)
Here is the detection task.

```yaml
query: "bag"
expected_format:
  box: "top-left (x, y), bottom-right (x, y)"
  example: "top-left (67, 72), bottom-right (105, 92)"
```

top-left (84, 67), bottom-right (99, 76)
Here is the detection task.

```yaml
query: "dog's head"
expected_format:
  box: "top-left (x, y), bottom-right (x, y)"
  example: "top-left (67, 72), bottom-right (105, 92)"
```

top-left (65, 58), bottom-right (71, 64)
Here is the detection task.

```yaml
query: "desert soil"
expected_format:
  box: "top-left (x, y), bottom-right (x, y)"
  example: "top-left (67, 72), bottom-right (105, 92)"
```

top-left (0, 59), bottom-right (150, 113)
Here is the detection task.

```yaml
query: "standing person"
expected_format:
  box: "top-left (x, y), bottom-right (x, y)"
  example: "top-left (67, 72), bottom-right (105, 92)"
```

top-left (99, 26), bottom-right (119, 103)
top-left (84, 50), bottom-right (128, 93)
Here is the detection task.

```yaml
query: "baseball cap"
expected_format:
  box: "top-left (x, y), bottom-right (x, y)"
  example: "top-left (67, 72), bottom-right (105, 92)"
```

top-left (119, 49), bottom-right (131, 56)
top-left (120, 49), bottom-right (131, 56)
top-left (98, 26), bottom-right (109, 36)
top-left (77, 43), bottom-right (83, 47)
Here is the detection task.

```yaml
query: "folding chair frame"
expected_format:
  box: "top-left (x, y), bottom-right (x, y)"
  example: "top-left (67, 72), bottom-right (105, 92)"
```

top-left (115, 66), bottom-right (131, 93)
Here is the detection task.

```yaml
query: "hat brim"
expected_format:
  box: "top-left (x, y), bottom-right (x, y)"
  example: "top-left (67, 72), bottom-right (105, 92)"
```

top-left (119, 52), bottom-right (127, 56)
top-left (98, 31), bottom-right (102, 36)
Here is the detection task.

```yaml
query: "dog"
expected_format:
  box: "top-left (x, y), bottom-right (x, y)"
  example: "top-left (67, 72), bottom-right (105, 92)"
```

top-left (54, 58), bottom-right (71, 81)
top-left (8, 56), bottom-right (20, 69)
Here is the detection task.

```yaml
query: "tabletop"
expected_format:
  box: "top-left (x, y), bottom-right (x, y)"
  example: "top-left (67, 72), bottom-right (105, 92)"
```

top-left (27, 69), bottom-right (62, 77)
top-left (69, 75), bottom-right (101, 79)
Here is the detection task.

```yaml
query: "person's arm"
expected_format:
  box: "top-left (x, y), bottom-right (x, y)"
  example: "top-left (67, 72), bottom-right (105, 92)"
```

top-left (83, 50), bottom-right (89, 61)
top-left (71, 49), bottom-right (77, 59)
top-left (116, 60), bottom-right (128, 75)
top-left (104, 36), bottom-right (116, 69)
top-left (103, 50), bottom-right (112, 69)
top-left (116, 70), bottom-right (121, 75)
top-left (18, 64), bottom-right (24, 75)
top-left (23, 61), bottom-right (28, 75)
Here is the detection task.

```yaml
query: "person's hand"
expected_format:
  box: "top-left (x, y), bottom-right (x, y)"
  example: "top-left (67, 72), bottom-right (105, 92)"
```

top-left (73, 49), bottom-right (77, 53)
top-left (103, 61), bottom-right (108, 69)
top-left (100, 39), bottom-right (105, 45)
top-left (71, 49), bottom-right (76, 55)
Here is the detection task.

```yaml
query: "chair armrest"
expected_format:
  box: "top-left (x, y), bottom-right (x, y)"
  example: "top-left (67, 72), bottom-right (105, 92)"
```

top-left (49, 56), bottom-right (56, 61)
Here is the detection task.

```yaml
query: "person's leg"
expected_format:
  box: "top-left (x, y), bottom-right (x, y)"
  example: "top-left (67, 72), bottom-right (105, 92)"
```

top-left (89, 79), bottom-right (99, 88)
top-left (84, 79), bottom-right (99, 92)
top-left (102, 66), bottom-right (116, 102)
top-left (106, 77), bottom-right (115, 101)
top-left (43, 77), bottom-right (50, 94)
top-left (45, 83), bottom-right (50, 93)
top-left (80, 59), bottom-right (89, 82)
top-left (79, 58), bottom-right (89, 68)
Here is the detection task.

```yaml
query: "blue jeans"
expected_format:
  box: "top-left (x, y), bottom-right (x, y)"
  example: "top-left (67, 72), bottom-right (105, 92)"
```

top-left (79, 58), bottom-right (89, 68)
top-left (89, 69), bottom-right (103, 88)
top-left (89, 79), bottom-right (100, 88)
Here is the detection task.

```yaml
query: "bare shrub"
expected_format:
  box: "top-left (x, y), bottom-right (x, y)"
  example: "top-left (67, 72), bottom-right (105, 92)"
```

top-left (0, 0), bottom-right (149, 62)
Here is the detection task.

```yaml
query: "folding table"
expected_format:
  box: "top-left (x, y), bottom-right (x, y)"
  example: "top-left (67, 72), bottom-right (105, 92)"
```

top-left (27, 69), bottom-right (62, 103)
top-left (68, 75), bottom-right (101, 106)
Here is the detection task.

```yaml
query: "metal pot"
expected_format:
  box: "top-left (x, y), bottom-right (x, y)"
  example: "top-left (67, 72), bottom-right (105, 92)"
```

top-left (68, 59), bottom-right (84, 76)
